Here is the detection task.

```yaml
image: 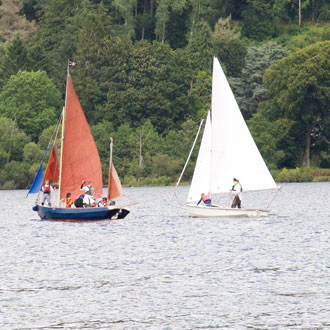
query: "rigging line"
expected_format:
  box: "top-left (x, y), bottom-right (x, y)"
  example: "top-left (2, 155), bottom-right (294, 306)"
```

top-left (266, 186), bottom-right (281, 209)
top-left (122, 194), bottom-right (140, 206)
top-left (174, 119), bottom-right (204, 206)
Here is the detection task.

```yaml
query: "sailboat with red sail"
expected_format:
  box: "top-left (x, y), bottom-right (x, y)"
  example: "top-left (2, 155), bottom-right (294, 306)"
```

top-left (30, 62), bottom-right (130, 220)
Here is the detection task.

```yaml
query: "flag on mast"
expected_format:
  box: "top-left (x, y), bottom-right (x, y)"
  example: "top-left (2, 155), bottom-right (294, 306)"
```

top-left (69, 60), bottom-right (76, 67)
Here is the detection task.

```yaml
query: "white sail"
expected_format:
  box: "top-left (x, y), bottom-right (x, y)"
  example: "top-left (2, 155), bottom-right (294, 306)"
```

top-left (187, 112), bottom-right (212, 202)
top-left (210, 57), bottom-right (277, 193)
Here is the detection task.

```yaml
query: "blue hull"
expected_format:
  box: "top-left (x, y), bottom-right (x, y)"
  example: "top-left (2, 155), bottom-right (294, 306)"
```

top-left (34, 205), bottom-right (129, 221)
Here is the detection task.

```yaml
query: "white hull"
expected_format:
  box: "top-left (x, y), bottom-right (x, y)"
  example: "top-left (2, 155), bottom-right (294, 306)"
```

top-left (186, 204), bottom-right (269, 218)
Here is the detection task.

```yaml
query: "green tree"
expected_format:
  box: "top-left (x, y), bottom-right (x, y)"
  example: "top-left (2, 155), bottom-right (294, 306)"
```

top-left (0, 161), bottom-right (31, 189)
top-left (0, 70), bottom-right (62, 141)
top-left (212, 16), bottom-right (247, 77)
top-left (23, 142), bottom-right (43, 165)
top-left (27, 0), bottom-right (81, 91)
top-left (0, 117), bottom-right (30, 167)
top-left (128, 120), bottom-right (160, 170)
top-left (186, 0), bottom-right (214, 40)
top-left (231, 41), bottom-right (289, 119)
top-left (241, 0), bottom-right (278, 41)
top-left (151, 153), bottom-right (181, 178)
top-left (113, 0), bottom-right (136, 37)
top-left (163, 119), bottom-right (200, 180)
top-left (154, 0), bottom-right (186, 43)
top-left (263, 41), bottom-right (330, 167)
top-left (0, 37), bottom-right (30, 89)
top-left (111, 123), bottom-right (135, 177)
top-left (247, 112), bottom-right (295, 169)
top-left (186, 20), bottom-right (213, 73)
top-left (72, 3), bottom-right (115, 122)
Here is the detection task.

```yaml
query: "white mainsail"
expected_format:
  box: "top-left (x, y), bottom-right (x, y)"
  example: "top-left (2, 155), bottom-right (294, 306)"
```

top-left (188, 57), bottom-right (277, 201)
top-left (187, 112), bottom-right (212, 202)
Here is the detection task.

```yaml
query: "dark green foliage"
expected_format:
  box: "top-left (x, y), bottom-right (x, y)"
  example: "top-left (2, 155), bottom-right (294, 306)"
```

top-left (241, 0), bottom-right (278, 41)
top-left (0, 117), bottom-right (30, 166)
top-left (0, 161), bottom-right (31, 189)
top-left (212, 16), bottom-right (247, 77)
top-left (320, 156), bottom-right (330, 169)
top-left (263, 41), bottom-right (330, 166)
top-left (1, 0), bottom-right (330, 189)
top-left (247, 112), bottom-right (296, 169)
top-left (231, 41), bottom-right (290, 119)
top-left (186, 20), bottom-right (213, 73)
top-left (0, 37), bottom-right (30, 89)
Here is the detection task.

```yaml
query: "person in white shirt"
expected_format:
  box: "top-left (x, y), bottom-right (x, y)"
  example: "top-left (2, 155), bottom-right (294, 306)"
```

top-left (80, 180), bottom-right (96, 207)
top-left (231, 178), bottom-right (242, 208)
top-left (41, 179), bottom-right (55, 207)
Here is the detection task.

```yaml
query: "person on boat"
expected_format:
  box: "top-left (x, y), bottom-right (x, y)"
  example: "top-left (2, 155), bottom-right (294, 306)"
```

top-left (74, 194), bottom-right (84, 208)
top-left (65, 193), bottom-right (73, 208)
top-left (80, 180), bottom-right (96, 207)
top-left (197, 193), bottom-right (211, 206)
top-left (98, 197), bottom-right (107, 207)
top-left (40, 179), bottom-right (55, 207)
top-left (231, 178), bottom-right (242, 208)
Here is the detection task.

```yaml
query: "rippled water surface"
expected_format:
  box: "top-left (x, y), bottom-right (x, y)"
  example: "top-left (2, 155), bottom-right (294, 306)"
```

top-left (1, 183), bottom-right (330, 329)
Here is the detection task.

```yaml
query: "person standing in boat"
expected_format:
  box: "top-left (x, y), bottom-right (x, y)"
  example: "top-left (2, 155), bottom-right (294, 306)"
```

top-left (231, 178), bottom-right (242, 208)
top-left (41, 179), bottom-right (55, 207)
top-left (80, 180), bottom-right (96, 207)
top-left (197, 192), bottom-right (211, 206)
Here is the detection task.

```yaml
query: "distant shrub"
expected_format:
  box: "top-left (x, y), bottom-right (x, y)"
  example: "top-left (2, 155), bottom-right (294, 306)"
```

top-left (275, 167), bottom-right (313, 182)
top-left (312, 168), bottom-right (330, 176)
top-left (313, 176), bottom-right (330, 182)
top-left (1, 180), bottom-right (16, 190)
top-left (123, 175), bottom-right (172, 186)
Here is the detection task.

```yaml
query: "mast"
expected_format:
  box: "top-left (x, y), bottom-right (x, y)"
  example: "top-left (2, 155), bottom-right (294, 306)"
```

top-left (57, 61), bottom-right (70, 206)
top-left (107, 137), bottom-right (114, 204)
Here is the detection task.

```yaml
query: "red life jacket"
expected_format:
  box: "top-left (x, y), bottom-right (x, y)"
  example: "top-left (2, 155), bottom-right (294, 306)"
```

top-left (202, 194), bottom-right (210, 202)
top-left (44, 184), bottom-right (50, 193)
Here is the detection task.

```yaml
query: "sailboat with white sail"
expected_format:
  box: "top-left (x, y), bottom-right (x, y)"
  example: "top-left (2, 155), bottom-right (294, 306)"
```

top-left (175, 57), bottom-right (279, 217)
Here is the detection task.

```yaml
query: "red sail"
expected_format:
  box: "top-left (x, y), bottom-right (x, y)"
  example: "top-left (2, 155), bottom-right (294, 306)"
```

top-left (107, 163), bottom-right (123, 201)
top-left (42, 143), bottom-right (59, 186)
top-left (59, 75), bottom-right (103, 200)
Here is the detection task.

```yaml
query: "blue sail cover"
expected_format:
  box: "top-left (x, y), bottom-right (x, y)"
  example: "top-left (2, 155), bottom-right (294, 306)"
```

top-left (27, 164), bottom-right (43, 196)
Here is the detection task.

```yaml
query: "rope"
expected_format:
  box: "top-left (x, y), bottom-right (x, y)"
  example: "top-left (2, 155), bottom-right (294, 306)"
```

top-left (174, 119), bottom-right (204, 206)
top-left (266, 187), bottom-right (281, 209)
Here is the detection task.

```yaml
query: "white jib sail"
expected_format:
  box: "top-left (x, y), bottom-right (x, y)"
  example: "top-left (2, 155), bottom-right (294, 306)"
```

top-left (187, 111), bottom-right (212, 202)
top-left (210, 57), bottom-right (277, 193)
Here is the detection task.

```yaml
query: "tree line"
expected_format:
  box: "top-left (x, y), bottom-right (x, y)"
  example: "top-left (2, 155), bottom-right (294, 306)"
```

top-left (0, 0), bottom-right (330, 189)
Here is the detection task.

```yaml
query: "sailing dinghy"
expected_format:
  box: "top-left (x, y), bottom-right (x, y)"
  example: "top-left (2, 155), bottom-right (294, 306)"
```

top-left (175, 57), bottom-right (279, 218)
top-left (28, 63), bottom-right (130, 221)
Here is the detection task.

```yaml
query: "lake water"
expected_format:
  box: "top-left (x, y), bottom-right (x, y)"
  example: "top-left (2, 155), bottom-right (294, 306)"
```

top-left (0, 182), bottom-right (330, 329)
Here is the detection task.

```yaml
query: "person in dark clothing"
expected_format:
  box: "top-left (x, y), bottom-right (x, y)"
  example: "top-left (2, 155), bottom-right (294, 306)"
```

top-left (74, 194), bottom-right (84, 208)
top-left (231, 178), bottom-right (242, 208)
